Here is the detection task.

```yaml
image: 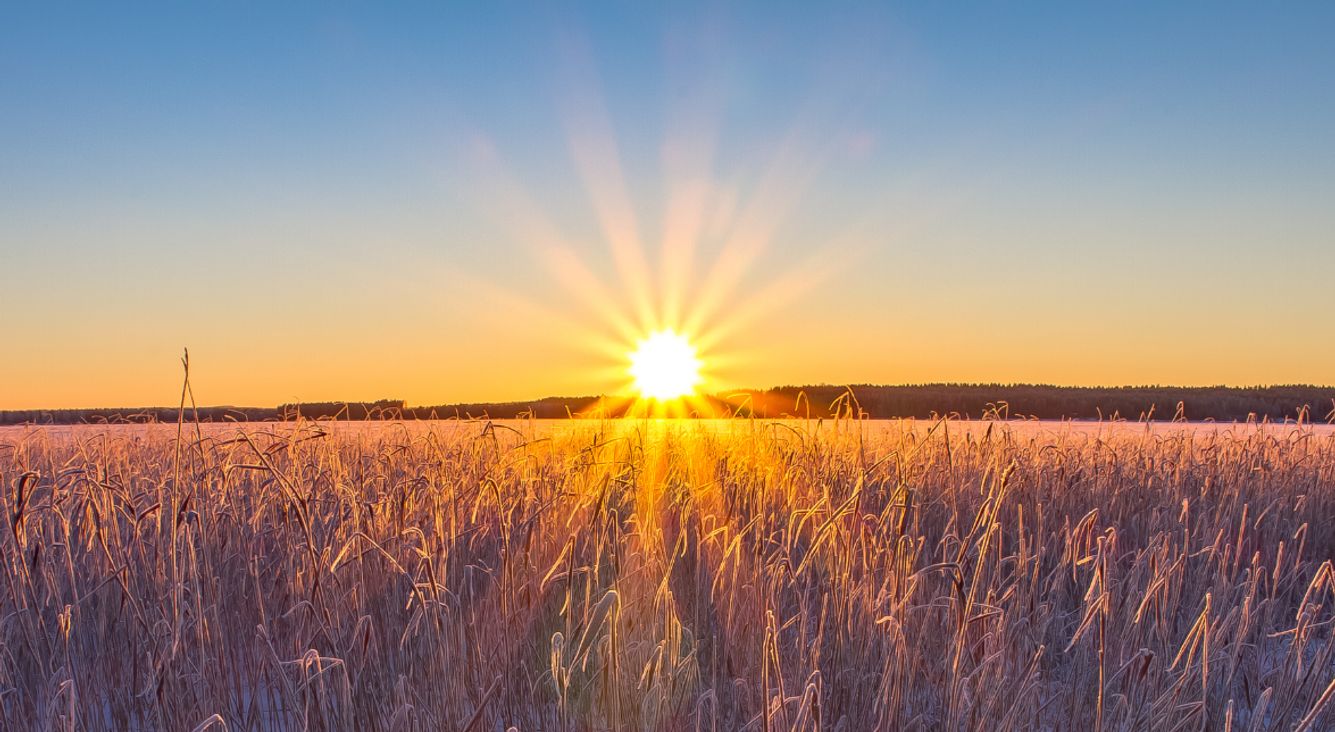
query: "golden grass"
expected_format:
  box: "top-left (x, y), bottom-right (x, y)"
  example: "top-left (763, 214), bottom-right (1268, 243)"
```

top-left (1, 418), bottom-right (1333, 730)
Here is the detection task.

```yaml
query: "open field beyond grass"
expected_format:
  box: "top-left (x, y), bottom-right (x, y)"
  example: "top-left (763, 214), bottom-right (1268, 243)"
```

top-left (2, 419), bottom-right (1333, 730)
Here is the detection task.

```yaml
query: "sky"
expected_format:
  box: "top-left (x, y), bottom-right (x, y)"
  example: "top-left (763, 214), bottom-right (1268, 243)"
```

top-left (3, 2), bottom-right (1334, 409)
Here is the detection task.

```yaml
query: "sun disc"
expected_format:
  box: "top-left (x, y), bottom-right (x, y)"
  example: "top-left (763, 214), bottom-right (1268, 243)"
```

top-left (629, 330), bottom-right (702, 400)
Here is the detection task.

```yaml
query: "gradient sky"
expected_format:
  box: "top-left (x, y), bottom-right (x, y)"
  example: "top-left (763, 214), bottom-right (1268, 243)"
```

top-left (3, 2), bottom-right (1334, 409)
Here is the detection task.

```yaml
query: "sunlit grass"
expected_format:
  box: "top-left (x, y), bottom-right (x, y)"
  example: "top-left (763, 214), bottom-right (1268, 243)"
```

top-left (1, 417), bottom-right (1333, 729)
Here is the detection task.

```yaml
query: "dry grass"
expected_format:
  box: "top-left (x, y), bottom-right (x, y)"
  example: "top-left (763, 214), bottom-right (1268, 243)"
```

top-left (1, 418), bottom-right (1333, 730)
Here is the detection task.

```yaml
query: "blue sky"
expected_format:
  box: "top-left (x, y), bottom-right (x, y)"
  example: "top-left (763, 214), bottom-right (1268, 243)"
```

top-left (3, 2), bottom-right (1334, 407)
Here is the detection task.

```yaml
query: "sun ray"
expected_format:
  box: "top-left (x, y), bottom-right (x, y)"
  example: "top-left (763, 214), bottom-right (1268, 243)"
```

top-left (681, 133), bottom-right (828, 339)
top-left (693, 241), bottom-right (853, 354)
top-left (452, 30), bottom-right (897, 410)
top-left (658, 31), bottom-right (724, 332)
top-left (554, 28), bottom-right (658, 334)
top-left (465, 134), bottom-right (643, 346)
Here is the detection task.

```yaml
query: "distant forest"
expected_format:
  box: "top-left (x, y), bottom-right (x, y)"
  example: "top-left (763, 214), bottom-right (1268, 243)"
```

top-left (3, 384), bottom-right (1334, 425)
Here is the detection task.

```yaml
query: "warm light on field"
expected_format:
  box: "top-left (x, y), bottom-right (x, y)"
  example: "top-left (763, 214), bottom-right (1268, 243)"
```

top-left (628, 329), bottom-right (702, 400)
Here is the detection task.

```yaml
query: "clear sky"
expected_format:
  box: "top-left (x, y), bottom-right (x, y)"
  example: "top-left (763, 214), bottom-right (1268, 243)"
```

top-left (3, 2), bottom-right (1333, 409)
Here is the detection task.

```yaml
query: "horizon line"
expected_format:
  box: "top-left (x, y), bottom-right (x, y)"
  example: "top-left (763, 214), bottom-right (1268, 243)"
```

top-left (5, 381), bottom-right (1334, 414)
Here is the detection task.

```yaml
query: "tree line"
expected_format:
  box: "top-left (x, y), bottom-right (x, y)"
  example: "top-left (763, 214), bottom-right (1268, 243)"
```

top-left (2, 384), bottom-right (1332, 425)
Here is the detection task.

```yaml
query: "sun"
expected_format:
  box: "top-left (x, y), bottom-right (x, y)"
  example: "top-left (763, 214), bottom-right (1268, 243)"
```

top-left (629, 329), bottom-right (702, 400)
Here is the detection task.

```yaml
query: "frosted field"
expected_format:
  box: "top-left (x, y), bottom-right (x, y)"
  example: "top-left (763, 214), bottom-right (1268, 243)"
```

top-left (1, 418), bottom-right (1333, 729)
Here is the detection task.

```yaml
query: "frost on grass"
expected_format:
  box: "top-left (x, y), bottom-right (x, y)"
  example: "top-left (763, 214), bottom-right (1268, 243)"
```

top-left (1, 419), bottom-right (1333, 730)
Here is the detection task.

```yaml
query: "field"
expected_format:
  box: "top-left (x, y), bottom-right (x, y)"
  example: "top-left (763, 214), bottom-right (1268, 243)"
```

top-left (2, 419), bottom-right (1333, 730)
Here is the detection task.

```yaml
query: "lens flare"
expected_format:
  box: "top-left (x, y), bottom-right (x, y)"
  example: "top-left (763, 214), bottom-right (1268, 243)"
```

top-left (629, 330), bottom-right (702, 400)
